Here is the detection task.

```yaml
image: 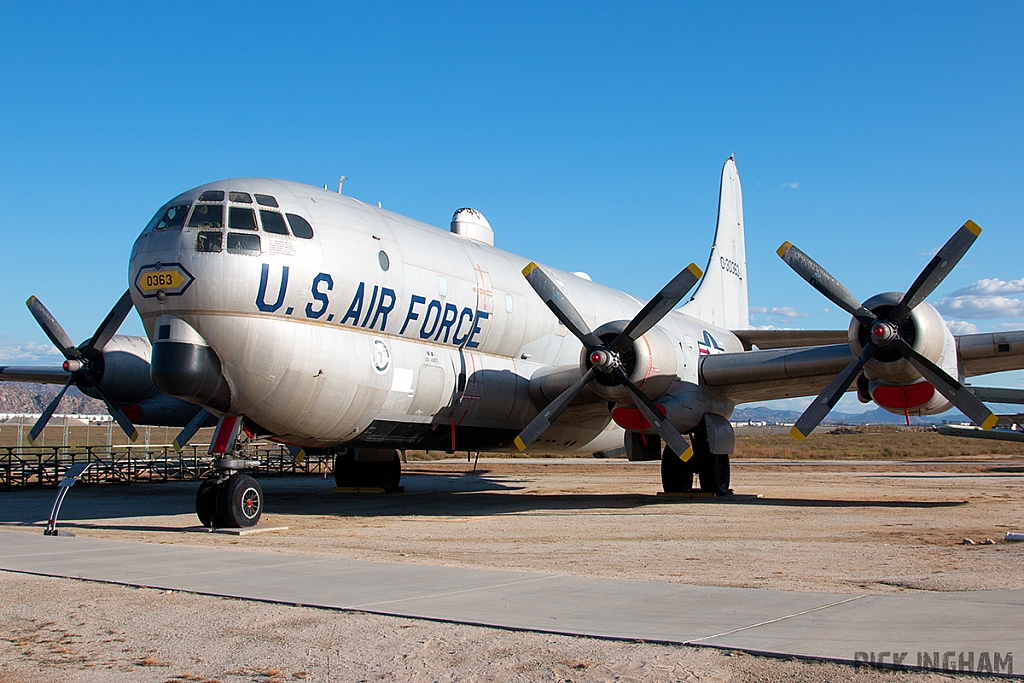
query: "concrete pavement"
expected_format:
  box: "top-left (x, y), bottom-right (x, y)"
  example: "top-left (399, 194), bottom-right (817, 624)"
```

top-left (0, 530), bottom-right (1019, 676)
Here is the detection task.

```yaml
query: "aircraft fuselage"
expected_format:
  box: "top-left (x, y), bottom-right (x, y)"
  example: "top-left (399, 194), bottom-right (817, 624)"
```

top-left (129, 179), bottom-right (741, 451)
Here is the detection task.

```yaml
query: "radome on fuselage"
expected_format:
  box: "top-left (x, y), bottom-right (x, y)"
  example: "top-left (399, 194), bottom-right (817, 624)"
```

top-left (129, 177), bottom-right (743, 452)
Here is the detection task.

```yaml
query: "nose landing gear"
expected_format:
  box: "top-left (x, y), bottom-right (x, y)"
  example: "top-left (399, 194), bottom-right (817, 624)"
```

top-left (195, 414), bottom-right (264, 528)
top-left (196, 473), bottom-right (263, 528)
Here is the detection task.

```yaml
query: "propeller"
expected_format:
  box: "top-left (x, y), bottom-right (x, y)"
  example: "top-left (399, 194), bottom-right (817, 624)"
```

top-left (24, 291), bottom-right (139, 445)
top-left (778, 221), bottom-right (997, 441)
top-left (172, 407), bottom-right (212, 451)
top-left (514, 262), bottom-right (703, 457)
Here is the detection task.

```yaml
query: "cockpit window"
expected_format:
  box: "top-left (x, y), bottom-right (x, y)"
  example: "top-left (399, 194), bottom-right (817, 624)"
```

top-left (229, 206), bottom-right (258, 230)
top-left (196, 231), bottom-right (223, 253)
top-left (229, 191), bottom-right (252, 203)
top-left (260, 210), bottom-right (289, 235)
top-left (153, 204), bottom-right (190, 230)
top-left (187, 203), bottom-right (224, 228)
top-left (227, 232), bottom-right (261, 255)
top-left (198, 190), bottom-right (225, 202)
top-left (286, 213), bottom-right (314, 239)
top-left (255, 194), bottom-right (278, 207)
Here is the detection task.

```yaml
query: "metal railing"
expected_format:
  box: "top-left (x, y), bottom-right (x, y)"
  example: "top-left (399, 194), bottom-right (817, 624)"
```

top-left (0, 444), bottom-right (331, 489)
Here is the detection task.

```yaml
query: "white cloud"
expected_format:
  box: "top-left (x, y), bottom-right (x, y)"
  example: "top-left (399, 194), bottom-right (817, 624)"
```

top-left (750, 306), bottom-right (809, 318)
top-left (0, 336), bottom-right (63, 364)
top-left (781, 182), bottom-right (800, 189)
top-left (934, 295), bottom-right (1024, 319)
top-left (944, 320), bottom-right (979, 335)
top-left (933, 277), bottom-right (1024, 322)
top-left (990, 322), bottom-right (1024, 331)
top-left (947, 277), bottom-right (1024, 296)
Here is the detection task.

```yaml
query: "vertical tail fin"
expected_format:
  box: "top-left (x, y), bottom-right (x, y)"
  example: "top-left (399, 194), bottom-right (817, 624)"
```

top-left (680, 156), bottom-right (749, 329)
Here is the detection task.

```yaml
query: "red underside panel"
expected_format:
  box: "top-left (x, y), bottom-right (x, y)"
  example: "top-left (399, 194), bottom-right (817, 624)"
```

top-left (611, 405), bottom-right (666, 430)
top-left (120, 404), bottom-right (143, 422)
top-left (872, 381), bottom-right (936, 410)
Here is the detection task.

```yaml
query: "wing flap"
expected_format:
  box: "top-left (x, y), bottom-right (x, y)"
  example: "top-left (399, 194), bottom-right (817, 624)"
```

top-left (731, 329), bottom-right (848, 351)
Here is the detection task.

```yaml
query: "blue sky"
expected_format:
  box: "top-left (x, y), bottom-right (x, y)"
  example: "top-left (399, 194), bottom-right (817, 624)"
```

top-left (1, 2), bottom-right (1022, 412)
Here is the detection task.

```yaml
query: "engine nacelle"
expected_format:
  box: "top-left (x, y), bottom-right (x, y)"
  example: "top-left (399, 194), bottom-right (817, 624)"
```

top-left (850, 292), bottom-right (956, 416)
top-left (78, 336), bottom-right (154, 404)
top-left (584, 321), bottom-right (680, 404)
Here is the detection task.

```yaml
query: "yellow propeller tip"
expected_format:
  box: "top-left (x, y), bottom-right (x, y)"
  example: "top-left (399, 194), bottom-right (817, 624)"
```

top-left (514, 436), bottom-right (527, 452)
top-left (776, 241), bottom-right (793, 258)
top-left (686, 263), bottom-right (703, 279)
top-left (295, 450), bottom-right (306, 463)
top-left (171, 440), bottom-right (182, 452)
top-left (521, 262), bottom-right (538, 277)
top-left (26, 295), bottom-right (37, 307)
top-left (964, 220), bottom-right (982, 237)
top-left (981, 414), bottom-right (998, 430)
top-left (678, 446), bottom-right (694, 463)
top-left (789, 426), bottom-right (806, 442)
top-left (130, 430), bottom-right (139, 443)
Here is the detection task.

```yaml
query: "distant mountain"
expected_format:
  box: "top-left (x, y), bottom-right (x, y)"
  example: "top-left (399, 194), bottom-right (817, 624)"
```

top-left (0, 382), bottom-right (106, 414)
top-left (731, 404), bottom-right (967, 426)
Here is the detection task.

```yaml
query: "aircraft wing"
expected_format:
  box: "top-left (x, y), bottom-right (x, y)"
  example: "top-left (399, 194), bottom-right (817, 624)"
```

top-left (957, 331), bottom-right (1024, 376)
top-left (700, 343), bottom-right (855, 404)
top-left (0, 366), bottom-right (70, 384)
top-left (731, 329), bottom-right (848, 351)
top-left (702, 330), bottom-right (1024, 406)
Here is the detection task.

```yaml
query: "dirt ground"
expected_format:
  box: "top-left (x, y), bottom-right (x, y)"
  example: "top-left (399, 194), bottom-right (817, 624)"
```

top-left (3, 456), bottom-right (1024, 681)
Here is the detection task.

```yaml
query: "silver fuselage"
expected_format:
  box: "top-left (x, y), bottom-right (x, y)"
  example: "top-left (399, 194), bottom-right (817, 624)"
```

top-left (129, 179), bottom-right (742, 451)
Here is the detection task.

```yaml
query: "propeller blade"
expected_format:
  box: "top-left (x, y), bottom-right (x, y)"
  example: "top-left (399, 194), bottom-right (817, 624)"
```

top-left (611, 367), bottom-right (690, 457)
top-left (790, 342), bottom-right (877, 442)
top-left (889, 221), bottom-right (981, 325)
top-left (26, 296), bottom-right (78, 359)
top-left (522, 263), bottom-right (603, 349)
top-left (610, 263), bottom-right (703, 353)
top-left (26, 377), bottom-right (74, 445)
top-left (893, 339), bottom-right (997, 430)
top-left (514, 368), bottom-right (597, 451)
top-left (172, 408), bottom-right (211, 451)
top-left (90, 383), bottom-right (139, 442)
top-left (777, 242), bottom-right (876, 328)
top-left (85, 290), bottom-right (134, 353)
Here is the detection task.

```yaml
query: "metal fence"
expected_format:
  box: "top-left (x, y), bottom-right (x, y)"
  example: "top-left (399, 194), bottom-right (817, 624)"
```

top-left (0, 444), bottom-right (332, 489)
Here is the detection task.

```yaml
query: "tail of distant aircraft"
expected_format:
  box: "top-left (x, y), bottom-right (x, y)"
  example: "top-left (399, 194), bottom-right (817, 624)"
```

top-left (680, 156), bottom-right (749, 330)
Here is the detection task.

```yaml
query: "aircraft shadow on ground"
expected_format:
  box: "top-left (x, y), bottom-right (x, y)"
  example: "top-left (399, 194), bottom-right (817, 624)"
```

top-left (0, 469), bottom-right (969, 528)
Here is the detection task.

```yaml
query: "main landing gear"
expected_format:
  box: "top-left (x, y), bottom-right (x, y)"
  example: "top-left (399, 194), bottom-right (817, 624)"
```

top-left (660, 417), bottom-right (732, 495)
top-left (333, 448), bottom-right (402, 491)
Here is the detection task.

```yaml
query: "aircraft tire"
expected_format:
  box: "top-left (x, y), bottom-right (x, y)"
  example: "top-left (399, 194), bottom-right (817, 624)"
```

top-left (661, 446), bottom-right (695, 493)
top-left (216, 474), bottom-right (263, 527)
top-left (698, 453), bottom-right (731, 496)
top-left (195, 478), bottom-right (221, 527)
top-left (375, 453), bottom-right (402, 492)
top-left (333, 450), bottom-right (356, 488)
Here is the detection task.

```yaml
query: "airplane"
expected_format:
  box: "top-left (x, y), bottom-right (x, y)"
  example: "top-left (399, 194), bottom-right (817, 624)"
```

top-left (3, 157), bottom-right (1023, 528)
